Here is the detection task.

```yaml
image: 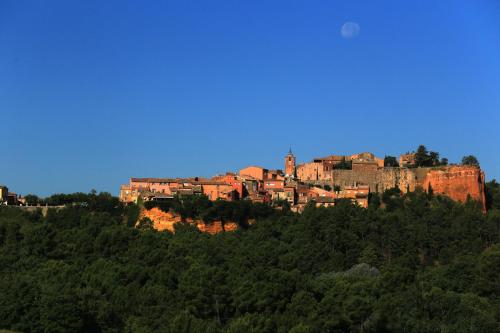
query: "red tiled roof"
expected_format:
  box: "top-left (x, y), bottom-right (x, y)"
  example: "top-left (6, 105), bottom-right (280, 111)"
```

top-left (313, 155), bottom-right (344, 161)
top-left (240, 165), bottom-right (268, 171)
top-left (131, 177), bottom-right (183, 183)
top-left (195, 181), bottom-right (231, 186)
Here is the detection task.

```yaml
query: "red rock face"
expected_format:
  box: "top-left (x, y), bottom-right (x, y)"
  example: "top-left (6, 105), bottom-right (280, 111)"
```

top-left (197, 221), bottom-right (238, 234)
top-left (421, 166), bottom-right (486, 211)
top-left (138, 207), bottom-right (238, 234)
top-left (138, 207), bottom-right (182, 232)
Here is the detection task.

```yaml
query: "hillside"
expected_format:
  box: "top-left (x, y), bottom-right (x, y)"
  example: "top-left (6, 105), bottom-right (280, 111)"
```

top-left (0, 185), bottom-right (500, 332)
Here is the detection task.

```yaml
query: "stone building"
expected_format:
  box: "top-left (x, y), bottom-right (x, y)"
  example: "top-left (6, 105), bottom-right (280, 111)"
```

top-left (296, 161), bottom-right (324, 181)
top-left (7, 192), bottom-right (18, 206)
top-left (239, 166), bottom-right (268, 181)
top-left (193, 180), bottom-right (238, 201)
top-left (0, 185), bottom-right (8, 204)
top-left (399, 153), bottom-right (416, 167)
top-left (337, 185), bottom-right (369, 208)
top-left (211, 173), bottom-right (245, 198)
top-left (120, 177), bottom-right (238, 203)
top-left (351, 152), bottom-right (384, 168)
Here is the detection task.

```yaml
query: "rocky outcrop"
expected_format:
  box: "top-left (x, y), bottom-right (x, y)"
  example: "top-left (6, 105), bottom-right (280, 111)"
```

top-left (197, 221), bottom-right (238, 234)
top-left (325, 165), bottom-right (487, 211)
top-left (420, 165), bottom-right (486, 211)
top-left (138, 207), bottom-right (238, 234)
top-left (139, 207), bottom-right (182, 231)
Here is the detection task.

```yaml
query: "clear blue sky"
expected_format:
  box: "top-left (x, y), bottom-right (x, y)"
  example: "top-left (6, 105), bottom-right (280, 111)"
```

top-left (2, 0), bottom-right (500, 196)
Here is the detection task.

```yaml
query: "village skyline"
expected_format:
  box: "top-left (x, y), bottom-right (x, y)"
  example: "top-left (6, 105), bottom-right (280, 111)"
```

top-left (3, 0), bottom-right (500, 196)
top-left (1, 145), bottom-right (496, 198)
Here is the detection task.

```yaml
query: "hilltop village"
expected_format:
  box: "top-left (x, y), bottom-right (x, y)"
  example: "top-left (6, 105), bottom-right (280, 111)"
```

top-left (119, 148), bottom-right (487, 212)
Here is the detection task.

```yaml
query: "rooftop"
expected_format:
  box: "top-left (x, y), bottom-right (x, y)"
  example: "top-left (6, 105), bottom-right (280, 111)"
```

top-left (131, 177), bottom-right (184, 183)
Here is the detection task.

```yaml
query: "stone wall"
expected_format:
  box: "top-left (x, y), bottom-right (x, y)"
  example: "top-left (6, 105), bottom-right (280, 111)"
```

top-left (378, 168), bottom-right (419, 193)
top-left (8, 205), bottom-right (65, 217)
top-left (352, 162), bottom-right (378, 174)
top-left (331, 169), bottom-right (379, 192)
top-left (310, 165), bottom-right (486, 210)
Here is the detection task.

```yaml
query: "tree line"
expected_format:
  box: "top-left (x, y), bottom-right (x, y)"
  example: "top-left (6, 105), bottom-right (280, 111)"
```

top-left (383, 144), bottom-right (479, 168)
top-left (0, 181), bottom-right (499, 332)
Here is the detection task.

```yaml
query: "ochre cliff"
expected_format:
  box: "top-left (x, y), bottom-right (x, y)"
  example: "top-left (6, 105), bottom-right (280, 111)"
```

top-left (324, 165), bottom-right (487, 210)
top-left (138, 207), bottom-right (238, 234)
top-left (420, 165), bottom-right (486, 211)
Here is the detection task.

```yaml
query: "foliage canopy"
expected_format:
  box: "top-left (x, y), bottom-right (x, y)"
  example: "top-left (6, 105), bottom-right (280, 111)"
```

top-left (0, 188), bottom-right (500, 333)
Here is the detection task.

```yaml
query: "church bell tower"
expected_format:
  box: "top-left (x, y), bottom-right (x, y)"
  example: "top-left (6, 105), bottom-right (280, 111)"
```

top-left (285, 148), bottom-right (296, 178)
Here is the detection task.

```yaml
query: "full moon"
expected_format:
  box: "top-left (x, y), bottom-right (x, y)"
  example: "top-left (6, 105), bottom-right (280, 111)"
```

top-left (341, 22), bottom-right (360, 39)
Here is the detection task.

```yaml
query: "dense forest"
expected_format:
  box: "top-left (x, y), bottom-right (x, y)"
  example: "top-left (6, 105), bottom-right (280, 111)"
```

top-left (1, 182), bottom-right (500, 333)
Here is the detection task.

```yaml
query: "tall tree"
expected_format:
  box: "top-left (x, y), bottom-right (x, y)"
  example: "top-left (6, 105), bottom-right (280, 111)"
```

top-left (462, 155), bottom-right (480, 167)
top-left (414, 145), bottom-right (430, 167)
top-left (384, 156), bottom-right (399, 167)
top-left (429, 151), bottom-right (440, 166)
